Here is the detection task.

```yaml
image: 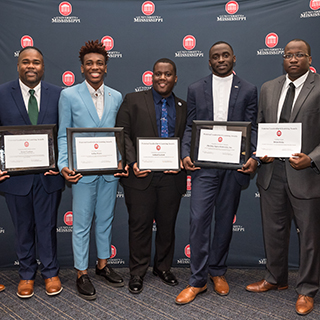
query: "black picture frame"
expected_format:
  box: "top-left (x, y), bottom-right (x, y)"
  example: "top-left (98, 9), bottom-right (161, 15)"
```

top-left (67, 127), bottom-right (126, 175)
top-left (137, 137), bottom-right (180, 171)
top-left (0, 124), bottom-right (58, 175)
top-left (190, 120), bottom-right (251, 169)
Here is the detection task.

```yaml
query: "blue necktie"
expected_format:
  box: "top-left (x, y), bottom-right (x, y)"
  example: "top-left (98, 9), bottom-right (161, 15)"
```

top-left (161, 98), bottom-right (168, 138)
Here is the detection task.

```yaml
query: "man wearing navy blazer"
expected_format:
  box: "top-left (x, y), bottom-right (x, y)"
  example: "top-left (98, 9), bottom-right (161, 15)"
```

top-left (116, 58), bottom-right (187, 294)
top-left (246, 39), bottom-right (320, 316)
top-left (58, 40), bottom-right (124, 300)
top-left (0, 46), bottom-right (64, 298)
top-left (176, 41), bottom-right (258, 304)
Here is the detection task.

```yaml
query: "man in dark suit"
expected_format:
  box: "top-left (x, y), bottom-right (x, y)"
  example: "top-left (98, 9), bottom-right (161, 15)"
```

top-left (176, 41), bottom-right (258, 304)
top-left (246, 39), bottom-right (320, 316)
top-left (0, 46), bottom-right (64, 298)
top-left (116, 58), bottom-right (187, 294)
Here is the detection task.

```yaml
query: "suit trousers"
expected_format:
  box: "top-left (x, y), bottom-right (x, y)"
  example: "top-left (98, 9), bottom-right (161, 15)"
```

top-left (123, 172), bottom-right (182, 277)
top-left (259, 160), bottom-right (320, 297)
top-left (189, 168), bottom-right (242, 287)
top-left (72, 176), bottom-right (118, 270)
top-left (5, 175), bottom-right (61, 280)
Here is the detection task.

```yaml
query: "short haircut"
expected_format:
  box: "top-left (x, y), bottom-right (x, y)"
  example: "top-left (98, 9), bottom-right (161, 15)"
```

top-left (153, 58), bottom-right (177, 75)
top-left (19, 46), bottom-right (43, 58)
top-left (79, 40), bottom-right (109, 64)
top-left (287, 39), bottom-right (311, 56)
top-left (209, 41), bottom-right (234, 56)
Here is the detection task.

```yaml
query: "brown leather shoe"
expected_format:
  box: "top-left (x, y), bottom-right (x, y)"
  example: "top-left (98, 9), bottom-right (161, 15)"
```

top-left (0, 284), bottom-right (5, 292)
top-left (175, 284), bottom-right (207, 305)
top-left (211, 276), bottom-right (229, 296)
top-left (296, 295), bottom-right (314, 315)
top-left (17, 280), bottom-right (34, 298)
top-left (246, 279), bottom-right (288, 292)
top-left (45, 276), bottom-right (63, 296)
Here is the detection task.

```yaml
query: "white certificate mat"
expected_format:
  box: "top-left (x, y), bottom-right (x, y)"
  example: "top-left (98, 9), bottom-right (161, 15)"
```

top-left (138, 139), bottom-right (179, 170)
top-left (75, 136), bottom-right (117, 170)
top-left (4, 134), bottom-right (49, 169)
top-left (198, 129), bottom-right (242, 164)
top-left (256, 123), bottom-right (301, 157)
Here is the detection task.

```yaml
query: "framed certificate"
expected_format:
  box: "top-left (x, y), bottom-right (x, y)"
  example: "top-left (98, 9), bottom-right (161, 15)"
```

top-left (0, 124), bottom-right (58, 175)
top-left (256, 123), bottom-right (301, 157)
top-left (67, 127), bottom-right (126, 175)
top-left (191, 121), bottom-right (251, 169)
top-left (137, 137), bottom-right (180, 171)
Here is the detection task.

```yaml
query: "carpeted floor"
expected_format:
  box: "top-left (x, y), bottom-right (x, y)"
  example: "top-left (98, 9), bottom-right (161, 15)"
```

top-left (0, 267), bottom-right (319, 319)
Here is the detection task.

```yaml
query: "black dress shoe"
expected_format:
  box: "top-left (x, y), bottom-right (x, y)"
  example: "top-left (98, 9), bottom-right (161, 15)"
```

top-left (129, 275), bottom-right (143, 294)
top-left (153, 268), bottom-right (178, 286)
top-left (96, 264), bottom-right (124, 287)
top-left (76, 274), bottom-right (96, 300)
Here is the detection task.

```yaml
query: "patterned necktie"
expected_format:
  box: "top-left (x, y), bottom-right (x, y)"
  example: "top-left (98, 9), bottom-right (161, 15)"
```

top-left (279, 82), bottom-right (295, 123)
top-left (28, 89), bottom-right (38, 125)
top-left (160, 98), bottom-right (168, 138)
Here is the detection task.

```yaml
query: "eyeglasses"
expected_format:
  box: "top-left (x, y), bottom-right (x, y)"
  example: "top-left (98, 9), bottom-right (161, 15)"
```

top-left (282, 53), bottom-right (309, 60)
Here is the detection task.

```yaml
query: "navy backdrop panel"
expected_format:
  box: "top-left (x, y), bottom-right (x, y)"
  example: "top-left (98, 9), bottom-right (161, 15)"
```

top-left (0, 0), bottom-right (319, 270)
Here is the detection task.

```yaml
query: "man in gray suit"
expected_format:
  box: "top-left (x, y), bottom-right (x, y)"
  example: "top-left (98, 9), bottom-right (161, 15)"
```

top-left (246, 39), bottom-right (320, 316)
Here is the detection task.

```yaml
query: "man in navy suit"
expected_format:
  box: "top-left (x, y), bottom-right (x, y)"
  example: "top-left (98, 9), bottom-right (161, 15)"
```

top-left (176, 41), bottom-right (258, 304)
top-left (0, 46), bottom-right (64, 298)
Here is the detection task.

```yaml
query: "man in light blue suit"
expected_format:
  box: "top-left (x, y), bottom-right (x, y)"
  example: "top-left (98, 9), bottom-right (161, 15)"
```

top-left (58, 40), bottom-right (124, 300)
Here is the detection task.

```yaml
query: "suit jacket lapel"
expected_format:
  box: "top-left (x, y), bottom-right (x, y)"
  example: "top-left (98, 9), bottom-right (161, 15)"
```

top-left (203, 75), bottom-right (213, 120)
top-left (228, 75), bottom-right (241, 120)
top-left (174, 94), bottom-right (184, 136)
top-left (11, 79), bottom-right (31, 125)
top-left (100, 85), bottom-right (111, 126)
top-left (272, 76), bottom-right (286, 123)
top-left (78, 81), bottom-right (100, 126)
top-left (144, 89), bottom-right (158, 136)
top-left (290, 72), bottom-right (314, 122)
top-left (37, 81), bottom-right (48, 124)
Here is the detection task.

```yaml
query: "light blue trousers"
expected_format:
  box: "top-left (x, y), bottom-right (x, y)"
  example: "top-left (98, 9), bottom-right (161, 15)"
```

top-left (72, 176), bottom-right (118, 270)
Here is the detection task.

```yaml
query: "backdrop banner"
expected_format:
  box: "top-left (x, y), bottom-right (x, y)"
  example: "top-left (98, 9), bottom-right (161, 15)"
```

top-left (1, 0), bottom-right (318, 270)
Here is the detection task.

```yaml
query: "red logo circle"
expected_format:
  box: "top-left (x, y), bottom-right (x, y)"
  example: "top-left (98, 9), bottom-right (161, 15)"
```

top-left (310, 0), bottom-right (320, 10)
top-left (183, 35), bottom-right (196, 50)
top-left (62, 71), bottom-right (75, 86)
top-left (24, 141), bottom-right (29, 147)
top-left (218, 137), bottom-right (223, 142)
top-left (225, 1), bottom-right (239, 14)
top-left (94, 144), bottom-right (99, 149)
top-left (101, 36), bottom-right (114, 51)
top-left (156, 145), bottom-right (161, 151)
top-left (187, 175), bottom-right (191, 191)
top-left (310, 66), bottom-right (317, 73)
top-left (20, 35), bottom-right (33, 48)
top-left (59, 2), bottom-right (72, 16)
top-left (277, 130), bottom-right (282, 137)
top-left (184, 244), bottom-right (191, 258)
top-left (142, 71), bottom-right (153, 86)
top-left (110, 245), bottom-right (117, 259)
top-left (142, 1), bottom-right (155, 15)
top-left (265, 33), bottom-right (278, 48)
top-left (64, 211), bottom-right (73, 226)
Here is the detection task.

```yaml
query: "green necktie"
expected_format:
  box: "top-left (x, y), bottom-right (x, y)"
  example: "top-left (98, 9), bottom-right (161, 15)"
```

top-left (28, 89), bottom-right (38, 125)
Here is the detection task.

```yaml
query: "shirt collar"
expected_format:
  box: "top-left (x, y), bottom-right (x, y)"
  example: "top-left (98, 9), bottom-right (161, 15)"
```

top-left (85, 80), bottom-right (104, 96)
top-left (152, 88), bottom-right (174, 104)
top-left (212, 73), bottom-right (233, 82)
top-left (19, 79), bottom-right (41, 95)
top-left (285, 70), bottom-right (309, 89)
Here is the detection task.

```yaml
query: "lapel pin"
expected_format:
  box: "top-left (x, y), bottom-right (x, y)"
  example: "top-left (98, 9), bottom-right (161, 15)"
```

top-left (178, 101), bottom-right (182, 106)
top-left (108, 92), bottom-right (111, 96)
top-left (235, 86), bottom-right (239, 89)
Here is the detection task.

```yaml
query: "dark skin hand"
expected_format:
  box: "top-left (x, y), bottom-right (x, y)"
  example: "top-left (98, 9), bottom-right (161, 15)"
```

top-left (259, 152), bottom-right (311, 170)
top-left (237, 157), bottom-right (258, 174)
top-left (61, 167), bottom-right (82, 183)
